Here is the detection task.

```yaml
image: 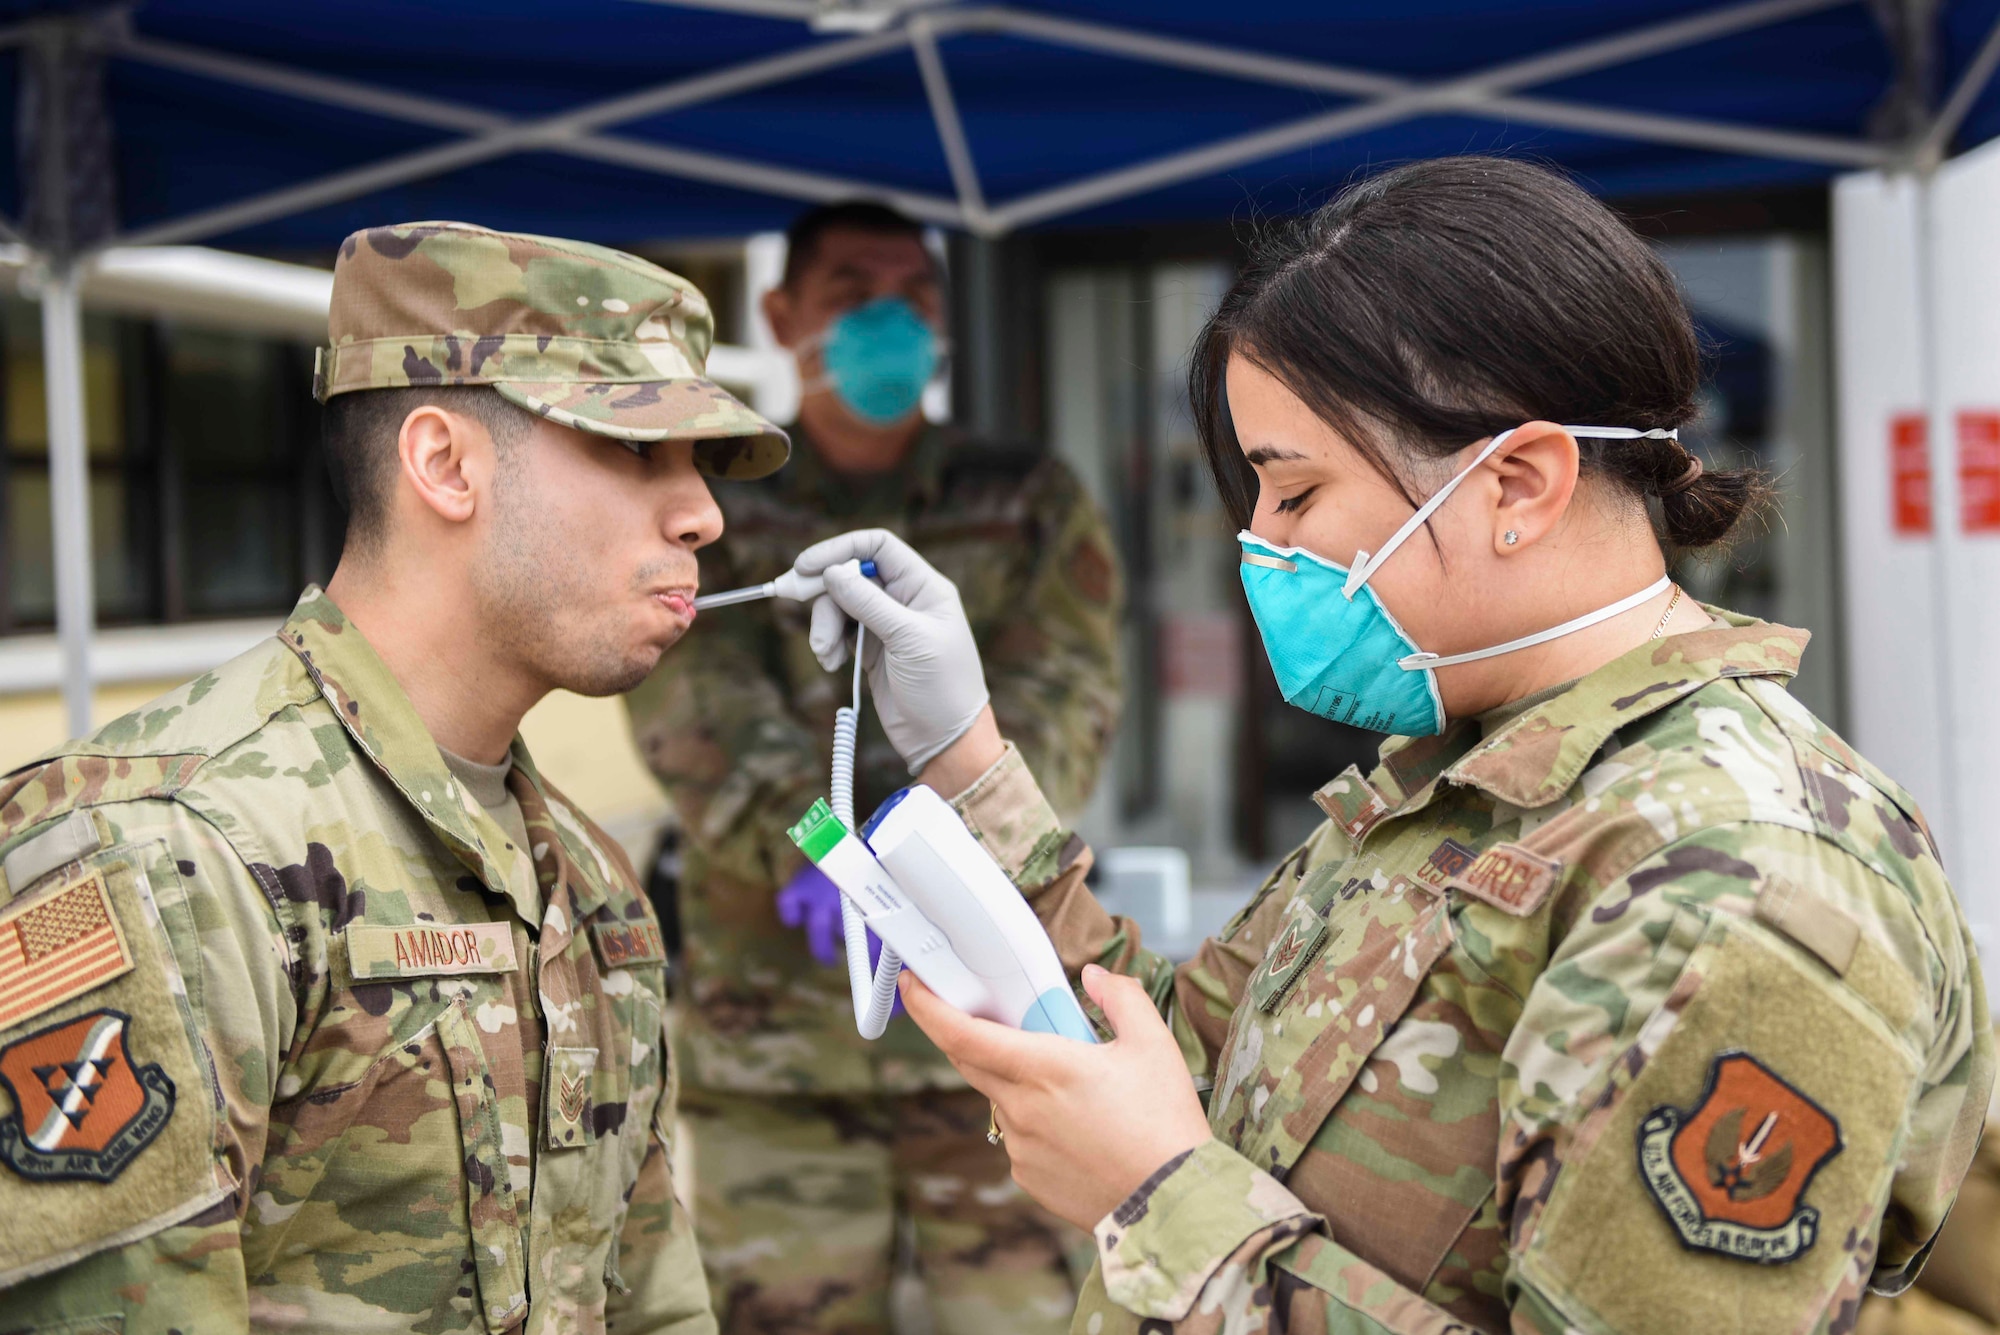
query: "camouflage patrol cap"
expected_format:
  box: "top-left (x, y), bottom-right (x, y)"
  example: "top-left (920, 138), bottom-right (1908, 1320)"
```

top-left (315, 221), bottom-right (789, 480)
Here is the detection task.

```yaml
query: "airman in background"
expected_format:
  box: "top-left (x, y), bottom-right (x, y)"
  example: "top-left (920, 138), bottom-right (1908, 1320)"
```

top-left (0, 221), bottom-right (787, 1333)
top-left (626, 201), bottom-right (1123, 1334)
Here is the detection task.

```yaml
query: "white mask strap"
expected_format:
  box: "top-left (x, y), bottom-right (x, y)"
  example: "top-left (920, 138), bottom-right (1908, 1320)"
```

top-left (1397, 574), bottom-right (1673, 670)
top-left (1342, 425), bottom-right (1680, 598)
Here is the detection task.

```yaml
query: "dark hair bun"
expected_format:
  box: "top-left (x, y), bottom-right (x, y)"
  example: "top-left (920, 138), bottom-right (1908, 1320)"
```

top-left (1612, 432), bottom-right (1768, 552)
top-left (1661, 468), bottom-right (1766, 550)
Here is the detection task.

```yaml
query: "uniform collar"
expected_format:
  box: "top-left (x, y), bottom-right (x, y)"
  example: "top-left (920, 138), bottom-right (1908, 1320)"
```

top-left (1311, 721), bottom-right (1481, 849)
top-left (1371, 724), bottom-right (1481, 807)
top-left (279, 586), bottom-right (541, 911)
top-left (505, 743), bottom-right (613, 921)
top-left (1439, 606), bottom-right (1809, 810)
top-left (779, 419), bottom-right (955, 511)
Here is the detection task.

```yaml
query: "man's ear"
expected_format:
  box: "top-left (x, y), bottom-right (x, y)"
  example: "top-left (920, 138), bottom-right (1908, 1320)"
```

top-left (761, 285), bottom-right (798, 350)
top-left (396, 405), bottom-right (491, 527)
top-left (1487, 420), bottom-right (1580, 554)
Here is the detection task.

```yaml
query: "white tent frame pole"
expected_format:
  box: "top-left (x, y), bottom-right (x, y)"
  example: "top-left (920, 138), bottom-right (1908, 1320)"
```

top-left (28, 21), bottom-right (99, 740)
top-left (109, 27), bottom-right (933, 248)
top-left (980, 0), bottom-right (1889, 171)
top-left (42, 265), bottom-right (92, 739)
top-left (908, 16), bottom-right (991, 231)
top-left (955, 6), bottom-right (1400, 97)
top-left (1916, 10), bottom-right (2000, 167)
top-left (980, 0), bottom-right (1885, 229)
top-left (629, 0), bottom-right (817, 19)
top-left (562, 136), bottom-right (965, 225)
top-left (989, 91), bottom-right (1885, 232)
top-left (119, 33), bottom-right (503, 134)
top-left (978, 0), bottom-right (1848, 103)
top-left (120, 34), bottom-right (965, 233)
top-left (111, 0), bottom-right (1886, 244)
top-left (119, 30), bottom-right (968, 238)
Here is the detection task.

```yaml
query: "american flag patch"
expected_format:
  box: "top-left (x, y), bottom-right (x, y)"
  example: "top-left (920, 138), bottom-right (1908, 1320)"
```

top-left (0, 874), bottom-right (135, 1031)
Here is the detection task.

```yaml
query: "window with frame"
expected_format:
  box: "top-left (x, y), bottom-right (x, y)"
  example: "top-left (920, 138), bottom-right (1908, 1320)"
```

top-left (0, 295), bottom-right (342, 635)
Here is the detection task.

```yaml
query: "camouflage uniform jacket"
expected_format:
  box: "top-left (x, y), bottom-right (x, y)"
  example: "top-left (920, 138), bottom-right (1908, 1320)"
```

top-left (949, 611), bottom-right (1994, 1335)
top-left (627, 424), bottom-right (1123, 1095)
top-left (0, 588), bottom-right (710, 1335)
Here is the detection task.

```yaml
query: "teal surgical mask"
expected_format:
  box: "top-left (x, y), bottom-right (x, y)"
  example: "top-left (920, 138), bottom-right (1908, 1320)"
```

top-left (1239, 424), bottom-right (1679, 737)
top-left (806, 297), bottom-right (941, 425)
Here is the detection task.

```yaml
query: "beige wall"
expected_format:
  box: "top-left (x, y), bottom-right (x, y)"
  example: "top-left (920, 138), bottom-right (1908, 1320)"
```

top-left (0, 683), bottom-right (176, 770)
top-left (0, 682), bottom-right (671, 861)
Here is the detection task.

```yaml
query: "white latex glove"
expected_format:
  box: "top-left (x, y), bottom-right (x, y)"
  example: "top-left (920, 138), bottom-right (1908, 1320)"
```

top-left (795, 529), bottom-right (991, 774)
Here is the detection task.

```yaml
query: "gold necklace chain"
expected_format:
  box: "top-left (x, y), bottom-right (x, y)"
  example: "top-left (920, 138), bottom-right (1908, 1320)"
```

top-left (1651, 584), bottom-right (1685, 640)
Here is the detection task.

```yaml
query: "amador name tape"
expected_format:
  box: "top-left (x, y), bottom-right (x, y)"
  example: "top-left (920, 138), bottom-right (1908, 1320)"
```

top-left (346, 922), bottom-right (518, 979)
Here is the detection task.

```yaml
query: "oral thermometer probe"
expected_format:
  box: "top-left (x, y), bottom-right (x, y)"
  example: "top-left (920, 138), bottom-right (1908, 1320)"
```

top-left (692, 560), bottom-right (879, 611)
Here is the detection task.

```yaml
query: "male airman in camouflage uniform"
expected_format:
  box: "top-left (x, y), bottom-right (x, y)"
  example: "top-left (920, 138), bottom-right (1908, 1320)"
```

top-left (941, 610), bottom-right (1991, 1333)
top-left (625, 202), bottom-right (1122, 1333)
top-left (0, 221), bottom-right (790, 1333)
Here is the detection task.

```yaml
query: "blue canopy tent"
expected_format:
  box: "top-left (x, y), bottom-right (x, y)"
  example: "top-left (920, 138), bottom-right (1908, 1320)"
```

top-left (9, 0), bottom-right (2000, 733)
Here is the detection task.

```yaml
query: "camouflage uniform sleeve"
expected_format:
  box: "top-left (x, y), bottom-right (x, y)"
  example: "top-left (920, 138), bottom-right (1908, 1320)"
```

top-left (952, 745), bottom-right (1285, 1085)
top-left (979, 458), bottom-right (1124, 819)
top-left (605, 1063), bottom-right (715, 1335)
top-left (1090, 820), bottom-right (1995, 1335)
top-left (1, 796), bottom-right (297, 1333)
top-left (625, 545), bottom-right (822, 889)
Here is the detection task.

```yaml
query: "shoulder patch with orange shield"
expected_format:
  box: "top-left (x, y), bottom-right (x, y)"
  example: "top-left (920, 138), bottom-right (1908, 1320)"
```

top-left (0, 1009), bottom-right (174, 1182)
top-left (1636, 1050), bottom-right (1843, 1264)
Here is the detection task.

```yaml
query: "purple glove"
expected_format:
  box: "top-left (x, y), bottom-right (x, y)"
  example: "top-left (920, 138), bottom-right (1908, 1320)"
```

top-left (776, 862), bottom-right (847, 966)
top-left (775, 862), bottom-right (905, 1017)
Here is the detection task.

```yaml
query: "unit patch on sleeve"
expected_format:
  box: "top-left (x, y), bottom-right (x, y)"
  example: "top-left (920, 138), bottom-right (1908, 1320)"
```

top-left (0, 873), bottom-right (135, 1031)
top-left (1636, 1051), bottom-right (1842, 1264)
top-left (0, 1009), bottom-right (175, 1182)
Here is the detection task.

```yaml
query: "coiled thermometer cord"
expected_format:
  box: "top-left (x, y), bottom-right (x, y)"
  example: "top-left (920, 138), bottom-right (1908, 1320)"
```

top-left (830, 623), bottom-right (904, 1037)
top-left (694, 556), bottom-right (899, 1038)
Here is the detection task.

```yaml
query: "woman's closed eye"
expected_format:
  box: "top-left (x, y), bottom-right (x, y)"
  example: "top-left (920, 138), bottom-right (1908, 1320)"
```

top-left (1272, 486), bottom-right (1318, 515)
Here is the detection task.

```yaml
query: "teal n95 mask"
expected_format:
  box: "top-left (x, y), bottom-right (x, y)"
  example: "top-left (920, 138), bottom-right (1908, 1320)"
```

top-left (806, 297), bottom-right (942, 425)
top-left (1239, 424), bottom-right (1679, 737)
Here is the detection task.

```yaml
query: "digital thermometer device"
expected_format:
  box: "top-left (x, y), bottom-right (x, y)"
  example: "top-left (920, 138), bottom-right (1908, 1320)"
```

top-left (788, 789), bottom-right (1097, 1041)
top-left (708, 547), bottom-right (1092, 1042)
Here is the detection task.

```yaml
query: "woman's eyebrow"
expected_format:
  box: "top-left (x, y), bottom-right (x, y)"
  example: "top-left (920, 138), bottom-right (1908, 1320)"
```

top-left (1243, 445), bottom-right (1311, 465)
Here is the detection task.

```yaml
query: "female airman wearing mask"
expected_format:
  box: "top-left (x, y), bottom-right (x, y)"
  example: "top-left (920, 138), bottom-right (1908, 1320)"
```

top-left (794, 156), bottom-right (1992, 1335)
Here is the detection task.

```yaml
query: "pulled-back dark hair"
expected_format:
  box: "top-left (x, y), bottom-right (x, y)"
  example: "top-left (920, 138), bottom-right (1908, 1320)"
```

top-left (1192, 156), bottom-right (1766, 553)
